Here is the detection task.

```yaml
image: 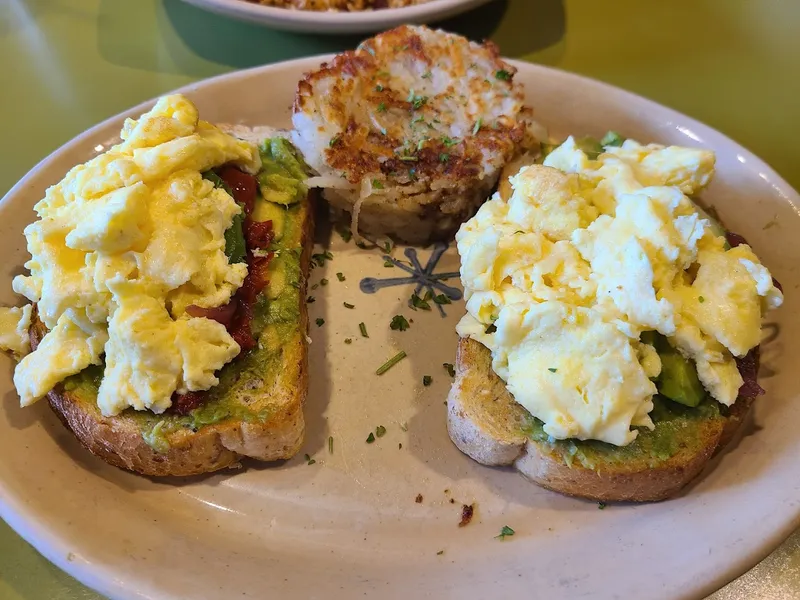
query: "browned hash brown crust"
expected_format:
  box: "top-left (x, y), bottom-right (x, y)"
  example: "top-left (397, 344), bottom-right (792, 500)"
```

top-left (294, 25), bottom-right (526, 185)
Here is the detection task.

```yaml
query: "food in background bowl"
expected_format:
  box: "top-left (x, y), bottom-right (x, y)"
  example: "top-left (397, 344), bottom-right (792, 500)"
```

top-left (251, 0), bottom-right (433, 10)
top-left (292, 25), bottom-right (538, 244)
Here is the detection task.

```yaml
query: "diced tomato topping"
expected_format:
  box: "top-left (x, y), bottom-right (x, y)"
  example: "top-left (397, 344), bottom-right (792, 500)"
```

top-left (170, 391), bottom-right (207, 416)
top-left (218, 166), bottom-right (257, 215)
top-left (246, 220), bottom-right (274, 250)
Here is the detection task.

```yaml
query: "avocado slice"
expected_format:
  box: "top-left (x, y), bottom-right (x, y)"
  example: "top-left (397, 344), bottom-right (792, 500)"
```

top-left (657, 351), bottom-right (706, 407)
top-left (647, 332), bottom-right (707, 408)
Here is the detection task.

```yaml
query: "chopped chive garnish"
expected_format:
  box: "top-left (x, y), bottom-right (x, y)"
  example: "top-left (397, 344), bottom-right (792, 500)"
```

top-left (320, 278), bottom-right (328, 286)
top-left (329, 135), bottom-right (341, 147)
top-left (423, 375), bottom-right (432, 386)
top-left (548, 367), bottom-right (557, 373)
top-left (338, 227), bottom-right (353, 243)
top-left (422, 71), bottom-right (432, 79)
top-left (598, 502), bottom-right (607, 510)
top-left (328, 436), bottom-right (334, 454)
top-left (443, 363), bottom-right (455, 378)
top-left (343, 302), bottom-right (355, 309)
top-left (433, 294), bottom-right (451, 305)
top-left (441, 137), bottom-right (458, 147)
top-left (366, 432), bottom-right (375, 444)
top-left (699, 296), bottom-right (705, 303)
top-left (304, 454), bottom-right (316, 466)
top-left (376, 425), bottom-right (387, 438)
top-left (495, 69), bottom-right (512, 80)
top-left (336, 272), bottom-right (346, 281)
top-left (315, 318), bottom-right (325, 327)
top-left (344, 338), bottom-right (353, 344)
top-left (496, 525), bottom-right (515, 540)
top-left (439, 153), bottom-right (450, 163)
top-left (375, 84), bottom-right (384, 92)
top-left (359, 322), bottom-right (369, 338)
top-left (307, 296), bottom-right (316, 303)
top-left (472, 118), bottom-right (483, 135)
top-left (437, 550), bottom-right (444, 555)
top-left (311, 284), bottom-right (319, 290)
top-left (390, 315), bottom-right (410, 331)
top-left (384, 260), bottom-right (395, 268)
top-left (376, 351), bottom-right (407, 375)
top-left (377, 102), bottom-right (387, 113)
top-left (372, 179), bottom-right (384, 189)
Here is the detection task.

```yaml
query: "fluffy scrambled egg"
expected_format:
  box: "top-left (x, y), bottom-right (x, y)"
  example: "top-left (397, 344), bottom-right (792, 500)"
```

top-left (1, 94), bottom-right (261, 416)
top-left (456, 137), bottom-right (783, 446)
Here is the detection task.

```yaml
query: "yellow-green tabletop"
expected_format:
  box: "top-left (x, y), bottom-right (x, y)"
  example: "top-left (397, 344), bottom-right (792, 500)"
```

top-left (1, 0), bottom-right (799, 598)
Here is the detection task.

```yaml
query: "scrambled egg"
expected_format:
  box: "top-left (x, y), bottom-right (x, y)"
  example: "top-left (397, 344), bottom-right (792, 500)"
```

top-left (456, 137), bottom-right (783, 446)
top-left (2, 94), bottom-right (261, 416)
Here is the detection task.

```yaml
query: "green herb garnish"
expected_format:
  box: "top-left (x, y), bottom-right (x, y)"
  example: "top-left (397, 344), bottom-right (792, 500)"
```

top-left (433, 294), bottom-right (451, 305)
top-left (390, 315), bottom-right (410, 331)
top-left (315, 318), bottom-right (325, 327)
top-left (343, 302), bottom-right (355, 309)
top-left (366, 432), bottom-right (376, 444)
top-left (328, 436), bottom-right (334, 454)
top-left (548, 367), bottom-right (557, 373)
top-left (304, 454), bottom-right (316, 466)
top-left (496, 526), bottom-right (515, 540)
top-left (329, 135), bottom-right (341, 147)
top-left (320, 278), bottom-right (328, 286)
top-left (377, 102), bottom-right (387, 113)
top-left (439, 153), bottom-right (450, 163)
top-left (336, 272), bottom-right (346, 282)
top-left (359, 322), bottom-right (369, 338)
top-left (344, 338), bottom-right (353, 345)
top-left (443, 363), bottom-right (455, 378)
top-left (376, 425), bottom-right (387, 438)
top-left (372, 179), bottom-right (384, 189)
top-left (410, 293), bottom-right (432, 311)
top-left (495, 69), bottom-right (512, 81)
top-left (699, 296), bottom-right (705, 303)
top-left (376, 351), bottom-right (407, 375)
top-left (400, 422), bottom-right (409, 432)
top-left (472, 118), bottom-right (482, 135)
top-left (598, 502), bottom-right (607, 510)
top-left (423, 375), bottom-right (432, 386)
top-left (307, 296), bottom-right (316, 303)
top-left (384, 260), bottom-right (395, 268)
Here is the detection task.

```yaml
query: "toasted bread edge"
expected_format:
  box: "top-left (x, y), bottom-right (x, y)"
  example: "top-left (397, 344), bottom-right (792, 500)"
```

top-left (447, 337), bottom-right (754, 502)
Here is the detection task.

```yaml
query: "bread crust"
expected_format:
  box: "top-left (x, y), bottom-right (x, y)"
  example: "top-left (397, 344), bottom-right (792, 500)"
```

top-left (29, 195), bottom-right (315, 477)
top-left (447, 337), bottom-right (754, 502)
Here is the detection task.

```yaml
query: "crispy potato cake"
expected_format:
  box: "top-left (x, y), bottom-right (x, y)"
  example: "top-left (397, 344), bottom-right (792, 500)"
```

top-left (292, 25), bottom-right (536, 244)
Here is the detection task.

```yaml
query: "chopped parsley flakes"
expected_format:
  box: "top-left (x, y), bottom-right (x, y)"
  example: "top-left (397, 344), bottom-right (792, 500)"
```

top-left (496, 525), bottom-right (515, 540)
top-left (390, 315), bottom-right (410, 331)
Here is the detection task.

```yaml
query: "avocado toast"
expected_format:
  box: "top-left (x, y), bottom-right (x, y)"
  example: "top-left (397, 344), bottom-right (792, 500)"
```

top-left (448, 135), bottom-right (782, 502)
top-left (27, 136), bottom-right (316, 477)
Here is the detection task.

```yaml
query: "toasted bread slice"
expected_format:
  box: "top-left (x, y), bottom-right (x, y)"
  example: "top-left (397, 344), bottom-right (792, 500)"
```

top-left (447, 337), bottom-right (754, 502)
top-left (29, 193), bottom-right (315, 478)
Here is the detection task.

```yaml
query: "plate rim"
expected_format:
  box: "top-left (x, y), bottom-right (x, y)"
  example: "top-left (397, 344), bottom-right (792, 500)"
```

top-left (178, 0), bottom-right (496, 33)
top-left (1, 55), bottom-right (799, 600)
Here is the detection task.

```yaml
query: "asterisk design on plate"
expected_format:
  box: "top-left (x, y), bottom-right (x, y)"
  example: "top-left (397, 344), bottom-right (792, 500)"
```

top-left (359, 242), bottom-right (463, 317)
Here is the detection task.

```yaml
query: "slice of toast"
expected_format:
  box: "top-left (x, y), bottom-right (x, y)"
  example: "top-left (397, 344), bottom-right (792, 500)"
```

top-left (447, 337), bottom-right (753, 502)
top-left (29, 193), bottom-right (315, 478)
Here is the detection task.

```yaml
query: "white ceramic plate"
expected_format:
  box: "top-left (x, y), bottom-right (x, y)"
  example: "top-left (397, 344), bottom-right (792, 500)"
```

top-left (179, 0), bottom-right (495, 33)
top-left (1, 57), bottom-right (798, 600)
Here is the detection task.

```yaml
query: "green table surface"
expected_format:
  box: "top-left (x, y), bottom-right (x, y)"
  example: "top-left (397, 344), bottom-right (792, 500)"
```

top-left (1, 0), bottom-right (799, 598)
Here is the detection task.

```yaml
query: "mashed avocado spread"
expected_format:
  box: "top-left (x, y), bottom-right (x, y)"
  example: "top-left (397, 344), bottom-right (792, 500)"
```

top-left (61, 138), bottom-right (309, 452)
